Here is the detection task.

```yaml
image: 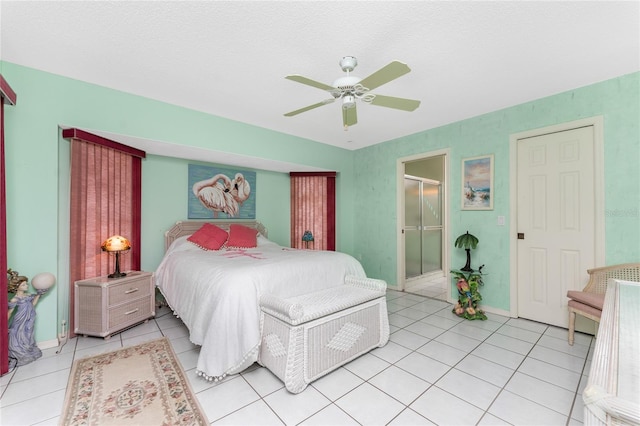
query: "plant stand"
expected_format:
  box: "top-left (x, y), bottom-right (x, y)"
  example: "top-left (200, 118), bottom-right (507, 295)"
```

top-left (451, 269), bottom-right (487, 321)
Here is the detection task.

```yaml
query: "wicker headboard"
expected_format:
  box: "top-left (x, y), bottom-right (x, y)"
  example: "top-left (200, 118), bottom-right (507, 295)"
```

top-left (165, 220), bottom-right (268, 251)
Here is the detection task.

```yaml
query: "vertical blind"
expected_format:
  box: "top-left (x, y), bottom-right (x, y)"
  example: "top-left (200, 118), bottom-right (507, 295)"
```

top-left (69, 140), bottom-right (134, 279)
top-left (64, 129), bottom-right (145, 337)
top-left (290, 172), bottom-right (336, 251)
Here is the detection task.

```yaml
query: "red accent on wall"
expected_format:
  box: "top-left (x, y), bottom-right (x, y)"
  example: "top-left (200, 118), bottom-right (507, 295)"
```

top-left (1, 99), bottom-right (8, 375)
top-left (1, 74), bottom-right (16, 376)
top-left (0, 75), bottom-right (17, 105)
top-left (289, 171), bottom-right (337, 178)
top-left (62, 128), bottom-right (146, 159)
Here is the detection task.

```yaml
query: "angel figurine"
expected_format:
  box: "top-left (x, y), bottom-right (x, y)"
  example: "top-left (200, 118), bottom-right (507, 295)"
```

top-left (7, 269), bottom-right (50, 368)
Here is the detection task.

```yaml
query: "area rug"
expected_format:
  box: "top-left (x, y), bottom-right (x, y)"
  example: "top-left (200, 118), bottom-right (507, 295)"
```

top-left (60, 337), bottom-right (208, 425)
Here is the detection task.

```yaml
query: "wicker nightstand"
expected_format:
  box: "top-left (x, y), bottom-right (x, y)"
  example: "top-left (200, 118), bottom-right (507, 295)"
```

top-left (74, 271), bottom-right (155, 339)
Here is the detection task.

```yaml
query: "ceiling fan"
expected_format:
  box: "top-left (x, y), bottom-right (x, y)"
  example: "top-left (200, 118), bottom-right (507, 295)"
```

top-left (284, 56), bottom-right (421, 129)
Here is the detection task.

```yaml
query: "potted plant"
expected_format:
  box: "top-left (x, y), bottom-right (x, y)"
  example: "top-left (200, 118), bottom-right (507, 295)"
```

top-left (451, 231), bottom-right (487, 320)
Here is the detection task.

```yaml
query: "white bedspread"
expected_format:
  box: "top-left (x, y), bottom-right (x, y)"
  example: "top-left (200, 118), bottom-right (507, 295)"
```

top-left (154, 235), bottom-right (366, 380)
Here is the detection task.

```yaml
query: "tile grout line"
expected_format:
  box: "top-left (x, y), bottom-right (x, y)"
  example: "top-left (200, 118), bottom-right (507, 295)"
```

top-left (1, 291), bottom-right (592, 425)
top-left (391, 292), bottom-right (591, 424)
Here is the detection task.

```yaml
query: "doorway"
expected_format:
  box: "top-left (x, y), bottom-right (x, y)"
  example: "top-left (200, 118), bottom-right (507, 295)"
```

top-left (510, 117), bottom-right (604, 330)
top-left (404, 175), bottom-right (442, 276)
top-left (397, 151), bottom-right (450, 301)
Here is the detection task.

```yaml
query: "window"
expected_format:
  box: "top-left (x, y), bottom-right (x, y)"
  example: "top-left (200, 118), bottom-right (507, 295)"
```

top-left (63, 129), bottom-right (145, 336)
top-left (289, 172), bottom-right (336, 250)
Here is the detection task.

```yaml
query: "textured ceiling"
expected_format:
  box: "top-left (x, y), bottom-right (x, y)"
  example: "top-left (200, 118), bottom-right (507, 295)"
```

top-left (1, 1), bottom-right (639, 151)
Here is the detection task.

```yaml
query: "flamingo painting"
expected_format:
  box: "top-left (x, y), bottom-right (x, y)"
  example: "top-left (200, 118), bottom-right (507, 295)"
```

top-left (230, 173), bottom-right (251, 205)
top-left (188, 165), bottom-right (256, 219)
top-left (192, 173), bottom-right (239, 218)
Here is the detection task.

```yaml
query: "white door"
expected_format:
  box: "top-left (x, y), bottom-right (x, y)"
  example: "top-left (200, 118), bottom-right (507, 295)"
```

top-left (516, 126), bottom-right (596, 327)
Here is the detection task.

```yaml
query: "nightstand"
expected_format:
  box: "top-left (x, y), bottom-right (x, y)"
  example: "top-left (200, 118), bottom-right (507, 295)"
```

top-left (74, 271), bottom-right (155, 339)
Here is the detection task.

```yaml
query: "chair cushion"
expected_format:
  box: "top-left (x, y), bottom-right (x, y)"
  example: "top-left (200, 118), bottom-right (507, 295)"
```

top-left (567, 290), bottom-right (605, 310)
top-left (568, 300), bottom-right (602, 319)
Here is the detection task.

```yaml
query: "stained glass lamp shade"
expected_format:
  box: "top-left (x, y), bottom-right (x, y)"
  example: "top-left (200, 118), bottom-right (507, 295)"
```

top-left (101, 235), bottom-right (131, 278)
top-left (302, 231), bottom-right (314, 248)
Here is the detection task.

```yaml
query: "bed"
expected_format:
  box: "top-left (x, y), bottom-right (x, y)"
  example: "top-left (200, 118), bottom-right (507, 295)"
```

top-left (154, 220), bottom-right (367, 381)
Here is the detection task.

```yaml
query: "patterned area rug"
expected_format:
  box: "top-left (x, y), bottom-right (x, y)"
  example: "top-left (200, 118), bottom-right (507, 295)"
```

top-left (60, 337), bottom-right (208, 425)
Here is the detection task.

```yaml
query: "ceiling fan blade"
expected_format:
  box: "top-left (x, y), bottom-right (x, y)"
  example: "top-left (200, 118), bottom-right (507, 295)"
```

top-left (370, 94), bottom-right (421, 111)
top-left (342, 106), bottom-right (358, 127)
top-left (359, 61), bottom-right (411, 91)
top-left (284, 99), bottom-right (335, 117)
top-left (285, 75), bottom-right (335, 91)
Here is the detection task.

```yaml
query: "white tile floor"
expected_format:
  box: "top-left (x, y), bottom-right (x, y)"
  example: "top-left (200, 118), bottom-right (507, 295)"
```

top-left (405, 275), bottom-right (449, 301)
top-left (0, 290), bottom-right (593, 425)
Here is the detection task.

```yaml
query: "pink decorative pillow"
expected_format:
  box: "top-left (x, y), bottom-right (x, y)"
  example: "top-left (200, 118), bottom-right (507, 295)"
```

top-left (187, 223), bottom-right (228, 250)
top-left (227, 224), bottom-right (257, 248)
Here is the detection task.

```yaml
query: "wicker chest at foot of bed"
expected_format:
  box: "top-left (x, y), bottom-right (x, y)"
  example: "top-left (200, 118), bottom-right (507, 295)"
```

top-left (258, 275), bottom-right (390, 394)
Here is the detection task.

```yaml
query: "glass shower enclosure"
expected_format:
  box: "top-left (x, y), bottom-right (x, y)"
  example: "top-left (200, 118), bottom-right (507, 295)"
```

top-left (404, 175), bottom-right (443, 279)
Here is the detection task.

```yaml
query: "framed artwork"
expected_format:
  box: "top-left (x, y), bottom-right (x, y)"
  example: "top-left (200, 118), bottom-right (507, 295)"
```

top-left (461, 154), bottom-right (493, 210)
top-left (188, 164), bottom-right (256, 219)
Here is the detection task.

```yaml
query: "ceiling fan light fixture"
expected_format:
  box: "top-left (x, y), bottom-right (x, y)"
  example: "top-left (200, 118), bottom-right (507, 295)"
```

top-left (342, 95), bottom-right (356, 110)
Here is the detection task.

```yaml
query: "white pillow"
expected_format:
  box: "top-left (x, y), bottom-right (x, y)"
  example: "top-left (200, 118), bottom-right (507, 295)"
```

top-left (166, 235), bottom-right (193, 253)
top-left (256, 234), bottom-right (279, 247)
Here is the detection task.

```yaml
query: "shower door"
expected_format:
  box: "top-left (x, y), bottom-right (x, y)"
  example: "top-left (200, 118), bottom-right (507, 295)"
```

top-left (404, 176), bottom-right (442, 279)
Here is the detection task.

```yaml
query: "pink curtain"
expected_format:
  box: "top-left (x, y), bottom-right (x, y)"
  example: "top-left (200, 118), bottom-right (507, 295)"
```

top-left (0, 95), bottom-right (6, 374)
top-left (67, 132), bottom-right (144, 337)
top-left (290, 172), bottom-right (336, 251)
top-left (70, 139), bottom-right (133, 279)
top-left (1, 74), bottom-right (17, 375)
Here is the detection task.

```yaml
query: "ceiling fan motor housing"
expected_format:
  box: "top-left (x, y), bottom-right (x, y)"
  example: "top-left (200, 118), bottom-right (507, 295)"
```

top-left (335, 56), bottom-right (361, 92)
top-left (333, 75), bottom-right (362, 90)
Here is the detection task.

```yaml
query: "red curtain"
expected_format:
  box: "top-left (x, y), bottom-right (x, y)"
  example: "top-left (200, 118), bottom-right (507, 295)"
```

top-left (70, 140), bottom-right (134, 278)
top-left (0, 75), bottom-right (17, 375)
top-left (290, 172), bottom-right (336, 251)
top-left (65, 129), bottom-right (144, 337)
top-left (0, 96), bottom-right (6, 375)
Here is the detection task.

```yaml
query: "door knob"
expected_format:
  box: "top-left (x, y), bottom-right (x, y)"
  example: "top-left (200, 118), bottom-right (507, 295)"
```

top-left (517, 233), bottom-right (525, 240)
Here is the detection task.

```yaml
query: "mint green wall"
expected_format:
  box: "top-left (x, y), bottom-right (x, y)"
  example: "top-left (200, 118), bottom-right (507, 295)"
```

top-left (141, 155), bottom-right (292, 270)
top-left (354, 72), bottom-right (640, 312)
top-left (3, 60), bottom-right (637, 345)
top-left (1, 62), bottom-right (356, 344)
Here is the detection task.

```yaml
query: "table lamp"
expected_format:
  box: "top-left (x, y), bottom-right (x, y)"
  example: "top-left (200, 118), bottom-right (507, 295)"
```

top-left (302, 230), bottom-right (314, 249)
top-left (31, 272), bottom-right (56, 290)
top-left (101, 235), bottom-right (131, 278)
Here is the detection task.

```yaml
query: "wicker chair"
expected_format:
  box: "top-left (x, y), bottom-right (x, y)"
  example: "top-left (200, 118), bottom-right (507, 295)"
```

top-left (566, 263), bottom-right (640, 345)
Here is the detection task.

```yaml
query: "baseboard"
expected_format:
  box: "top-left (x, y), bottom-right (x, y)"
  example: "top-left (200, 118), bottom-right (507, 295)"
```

top-left (37, 338), bottom-right (60, 350)
top-left (481, 305), bottom-right (513, 318)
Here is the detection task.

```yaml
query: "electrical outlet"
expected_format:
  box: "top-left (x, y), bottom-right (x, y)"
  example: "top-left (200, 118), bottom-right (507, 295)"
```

top-left (56, 319), bottom-right (69, 354)
top-left (59, 320), bottom-right (67, 339)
